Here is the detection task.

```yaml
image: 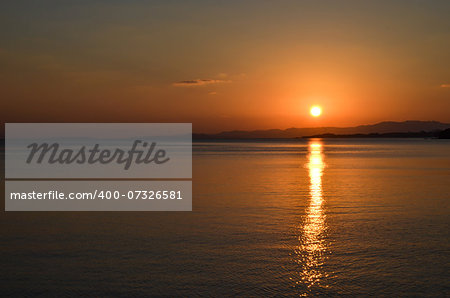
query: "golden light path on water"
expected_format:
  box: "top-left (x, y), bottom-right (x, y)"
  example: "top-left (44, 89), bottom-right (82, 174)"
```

top-left (295, 139), bottom-right (328, 291)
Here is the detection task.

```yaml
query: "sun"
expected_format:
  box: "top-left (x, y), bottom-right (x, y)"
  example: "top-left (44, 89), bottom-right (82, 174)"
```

top-left (310, 106), bottom-right (322, 117)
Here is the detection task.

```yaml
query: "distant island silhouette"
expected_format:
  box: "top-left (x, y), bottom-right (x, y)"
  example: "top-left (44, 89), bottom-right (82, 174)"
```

top-left (438, 128), bottom-right (450, 139)
top-left (302, 130), bottom-right (450, 139)
top-left (194, 121), bottom-right (450, 139)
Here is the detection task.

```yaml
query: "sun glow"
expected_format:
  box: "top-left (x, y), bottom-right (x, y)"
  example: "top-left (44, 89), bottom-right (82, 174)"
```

top-left (310, 106), bottom-right (322, 117)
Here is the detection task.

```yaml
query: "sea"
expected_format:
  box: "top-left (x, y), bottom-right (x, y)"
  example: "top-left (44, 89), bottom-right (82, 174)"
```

top-left (1, 138), bottom-right (449, 296)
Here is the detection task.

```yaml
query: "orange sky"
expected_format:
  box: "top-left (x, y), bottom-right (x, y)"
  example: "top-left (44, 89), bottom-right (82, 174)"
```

top-left (1, 1), bottom-right (449, 133)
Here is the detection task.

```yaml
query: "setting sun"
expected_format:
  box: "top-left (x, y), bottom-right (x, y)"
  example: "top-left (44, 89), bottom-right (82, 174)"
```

top-left (310, 106), bottom-right (322, 117)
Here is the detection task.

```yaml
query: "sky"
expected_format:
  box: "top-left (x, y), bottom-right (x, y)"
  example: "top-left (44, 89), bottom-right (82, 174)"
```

top-left (1, 0), bottom-right (449, 133)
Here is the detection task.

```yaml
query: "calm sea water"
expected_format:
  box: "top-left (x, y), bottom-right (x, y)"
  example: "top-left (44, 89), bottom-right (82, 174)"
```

top-left (1, 139), bottom-right (449, 296)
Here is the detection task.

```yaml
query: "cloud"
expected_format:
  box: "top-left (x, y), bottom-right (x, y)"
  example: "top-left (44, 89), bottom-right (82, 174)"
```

top-left (172, 79), bottom-right (231, 87)
top-left (441, 84), bottom-right (450, 88)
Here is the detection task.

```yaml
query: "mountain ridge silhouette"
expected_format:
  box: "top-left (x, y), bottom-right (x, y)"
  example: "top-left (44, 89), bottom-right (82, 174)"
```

top-left (194, 121), bottom-right (450, 139)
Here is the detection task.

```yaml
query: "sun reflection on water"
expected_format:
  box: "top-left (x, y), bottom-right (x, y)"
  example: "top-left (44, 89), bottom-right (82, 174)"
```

top-left (295, 139), bottom-right (329, 291)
